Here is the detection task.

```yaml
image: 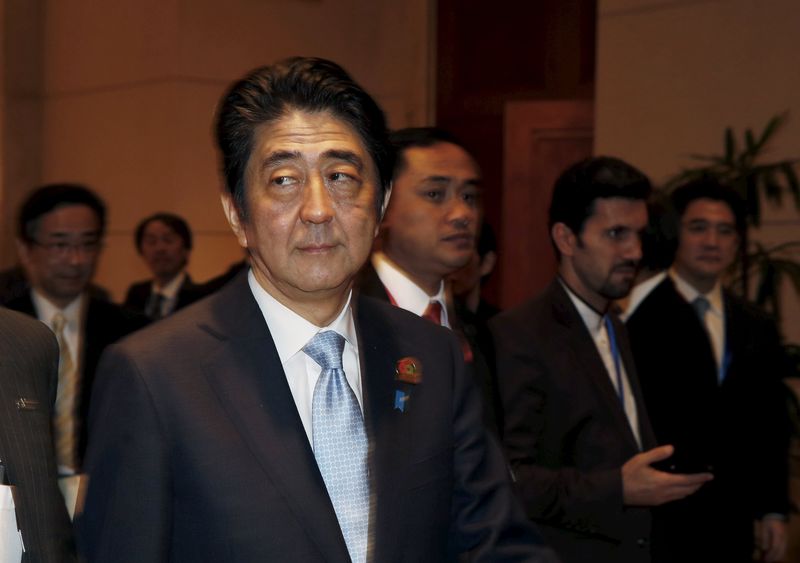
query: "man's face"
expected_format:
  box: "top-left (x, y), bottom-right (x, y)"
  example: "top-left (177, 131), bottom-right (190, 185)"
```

top-left (674, 198), bottom-right (739, 288)
top-left (222, 109), bottom-right (379, 311)
top-left (562, 197), bottom-right (647, 307)
top-left (139, 220), bottom-right (189, 281)
top-left (18, 204), bottom-right (102, 308)
top-left (381, 142), bottom-right (481, 289)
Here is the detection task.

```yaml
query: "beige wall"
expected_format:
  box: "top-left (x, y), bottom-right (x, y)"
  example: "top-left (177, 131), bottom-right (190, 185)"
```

top-left (1, 0), bottom-right (45, 265)
top-left (596, 0), bottom-right (800, 342)
top-left (2, 0), bottom-right (433, 300)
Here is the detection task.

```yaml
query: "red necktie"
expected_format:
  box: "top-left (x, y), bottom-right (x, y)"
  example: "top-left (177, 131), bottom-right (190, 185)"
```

top-left (422, 301), bottom-right (442, 326)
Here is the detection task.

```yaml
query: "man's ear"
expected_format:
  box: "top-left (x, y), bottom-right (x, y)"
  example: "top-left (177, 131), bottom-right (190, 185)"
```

top-left (220, 193), bottom-right (249, 249)
top-left (376, 182), bottom-right (392, 236)
top-left (551, 222), bottom-right (577, 258)
top-left (15, 238), bottom-right (32, 268)
top-left (479, 250), bottom-right (498, 278)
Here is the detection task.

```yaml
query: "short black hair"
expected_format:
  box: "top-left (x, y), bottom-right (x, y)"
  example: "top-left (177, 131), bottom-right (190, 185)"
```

top-left (215, 57), bottom-right (392, 217)
top-left (639, 193), bottom-right (679, 272)
top-left (134, 213), bottom-right (193, 253)
top-left (477, 221), bottom-right (498, 259)
top-left (388, 127), bottom-right (471, 180)
top-left (17, 183), bottom-right (106, 244)
top-left (670, 175), bottom-right (747, 236)
top-left (548, 156), bottom-right (652, 237)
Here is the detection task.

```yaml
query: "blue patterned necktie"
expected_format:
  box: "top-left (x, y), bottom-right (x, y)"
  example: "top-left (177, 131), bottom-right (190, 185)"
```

top-left (305, 331), bottom-right (369, 563)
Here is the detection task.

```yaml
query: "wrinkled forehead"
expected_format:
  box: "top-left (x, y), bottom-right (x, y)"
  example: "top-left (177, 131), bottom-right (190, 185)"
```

top-left (33, 203), bottom-right (101, 237)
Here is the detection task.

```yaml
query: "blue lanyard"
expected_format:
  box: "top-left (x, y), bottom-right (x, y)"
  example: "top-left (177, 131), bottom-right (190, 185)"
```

top-left (720, 337), bottom-right (731, 382)
top-left (603, 315), bottom-right (624, 404)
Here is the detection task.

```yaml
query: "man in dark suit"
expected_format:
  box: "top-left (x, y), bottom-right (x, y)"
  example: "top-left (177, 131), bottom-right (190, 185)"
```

top-left (626, 178), bottom-right (791, 562)
top-left (357, 127), bottom-right (499, 432)
top-left (491, 157), bottom-right (712, 563)
top-left (124, 212), bottom-right (200, 320)
top-left (8, 184), bottom-right (146, 477)
top-left (0, 307), bottom-right (75, 562)
top-left (77, 57), bottom-right (554, 562)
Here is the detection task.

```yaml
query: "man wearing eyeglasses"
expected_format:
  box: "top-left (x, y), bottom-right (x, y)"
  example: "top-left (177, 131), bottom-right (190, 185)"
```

top-left (626, 177), bottom-right (792, 562)
top-left (7, 184), bottom-right (145, 486)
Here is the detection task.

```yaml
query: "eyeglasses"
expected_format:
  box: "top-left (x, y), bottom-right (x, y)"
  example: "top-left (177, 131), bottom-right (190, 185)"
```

top-left (32, 240), bottom-right (102, 258)
top-left (681, 220), bottom-right (737, 237)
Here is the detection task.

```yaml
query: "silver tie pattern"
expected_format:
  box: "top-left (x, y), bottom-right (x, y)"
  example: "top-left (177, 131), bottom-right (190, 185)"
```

top-left (305, 331), bottom-right (369, 563)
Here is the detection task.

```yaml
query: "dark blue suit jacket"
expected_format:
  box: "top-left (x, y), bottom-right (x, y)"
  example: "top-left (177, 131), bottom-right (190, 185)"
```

top-left (77, 272), bottom-right (555, 562)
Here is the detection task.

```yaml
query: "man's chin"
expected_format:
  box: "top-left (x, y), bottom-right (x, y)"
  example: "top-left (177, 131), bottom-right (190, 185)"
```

top-left (601, 281), bottom-right (634, 300)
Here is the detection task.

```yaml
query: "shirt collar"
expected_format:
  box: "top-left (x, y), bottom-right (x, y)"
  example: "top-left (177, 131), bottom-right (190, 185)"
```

top-left (247, 269), bottom-right (357, 364)
top-left (560, 279), bottom-right (604, 337)
top-left (152, 271), bottom-right (186, 300)
top-left (669, 268), bottom-right (723, 316)
top-left (31, 289), bottom-right (85, 328)
top-left (371, 251), bottom-right (446, 316)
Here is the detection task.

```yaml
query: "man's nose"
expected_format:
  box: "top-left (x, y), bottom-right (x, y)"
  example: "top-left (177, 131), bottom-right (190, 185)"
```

top-left (702, 228), bottom-right (720, 246)
top-left (300, 176), bottom-right (335, 224)
top-left (624, 237), bottom-right (643, 262)
top-left (445, 195), bottom-right (476, 227)
top-left (66, 245), bottom-right (93, 266)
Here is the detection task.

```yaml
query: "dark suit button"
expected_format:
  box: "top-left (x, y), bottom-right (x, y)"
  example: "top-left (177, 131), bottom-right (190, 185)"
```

top-left (637, 537), bottom-right (648, 548)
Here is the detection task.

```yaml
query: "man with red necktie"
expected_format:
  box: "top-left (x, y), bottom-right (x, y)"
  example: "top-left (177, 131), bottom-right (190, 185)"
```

top-left (356, 127), bottom-right (499, 432)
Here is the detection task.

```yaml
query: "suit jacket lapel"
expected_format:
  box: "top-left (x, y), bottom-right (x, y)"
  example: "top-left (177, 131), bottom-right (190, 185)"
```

top-left (611, 314), bottom-right (657, 449)
top-left (355, 262), bottom-right (392, 303)
top-left (200, 274), bottom-right (350, 562)
top-left (549, 282), bottom-right (642, 451)
top-left (356, 295), bottom-right (414, 562)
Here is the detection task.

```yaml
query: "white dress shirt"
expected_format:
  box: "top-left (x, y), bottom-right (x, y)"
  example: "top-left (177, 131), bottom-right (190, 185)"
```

top-left (670, 269), bottom-right (726, 380)
top-left (371, 252), bottom-right (449, 328)
top-left (247, 270), bottom-right (363, 447)
top-left (562, 282), bottom-right (642, 448)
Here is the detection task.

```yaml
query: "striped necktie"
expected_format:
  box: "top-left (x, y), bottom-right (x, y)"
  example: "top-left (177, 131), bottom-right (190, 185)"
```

top-left (52, 313), bottom-right (78, 471)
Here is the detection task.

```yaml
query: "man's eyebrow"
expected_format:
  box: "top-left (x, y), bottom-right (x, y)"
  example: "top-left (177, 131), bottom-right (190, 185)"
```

top-left (260, 150), bottom-right (301, 170)
top-left (44, 230), bottom-right (101, 240)
top-left (322, 149), bottom-right (364, 171)
top-left (423, 175), bottom-right (452, 185)
top-left (421, 175), bottom-right (482, 187)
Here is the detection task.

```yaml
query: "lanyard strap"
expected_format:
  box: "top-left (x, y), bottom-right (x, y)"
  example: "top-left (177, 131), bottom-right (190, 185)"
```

top-left (603, 315), bottom-right (624, 404)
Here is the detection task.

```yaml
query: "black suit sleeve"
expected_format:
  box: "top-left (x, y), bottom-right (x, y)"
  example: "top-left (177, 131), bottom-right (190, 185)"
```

top-left (77, 344), bottom-right (171, 563)
top-left (445, 332), bottom-right (558, 562)
top-left (491, 317), bottom-right (627, 541)
top-left (745, 314), bottom-right (792, 517)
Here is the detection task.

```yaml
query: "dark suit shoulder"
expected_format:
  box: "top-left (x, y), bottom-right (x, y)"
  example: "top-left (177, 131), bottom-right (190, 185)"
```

top-left (123, 280), bottom-right (151, 308)
top-left (356, 293), bottom-right (459, 348)
top-left (354, 262), bottom-right (391, 303)
top-left (0, 307), bottom-right (58, 400)
top-left (0, 306), bottom-right (55, 344)
top-left (490, 282), bottom-right (566, 340)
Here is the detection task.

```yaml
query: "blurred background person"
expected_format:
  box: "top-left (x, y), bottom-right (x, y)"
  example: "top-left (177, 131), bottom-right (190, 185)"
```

top-left (626, 177), bottom-right (792, 562)
top-left (6, 184), bottom-right (146, 502)
top-left (124, 212), bottom-right (199, 320)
